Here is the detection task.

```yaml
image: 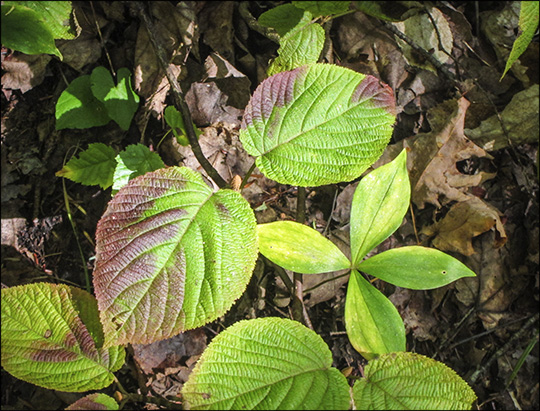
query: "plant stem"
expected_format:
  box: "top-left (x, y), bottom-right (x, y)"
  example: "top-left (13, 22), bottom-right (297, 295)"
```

top-left (134, 2), bottom-right (227, 189)
top-left (238, 2), bottom-right (280, 44)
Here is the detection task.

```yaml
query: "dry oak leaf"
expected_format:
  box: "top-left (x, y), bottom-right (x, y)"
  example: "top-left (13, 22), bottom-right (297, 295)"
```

top-left (421, 197), bottom-right (507, 256)
top-left (407, 97), bottom-right (496, 209)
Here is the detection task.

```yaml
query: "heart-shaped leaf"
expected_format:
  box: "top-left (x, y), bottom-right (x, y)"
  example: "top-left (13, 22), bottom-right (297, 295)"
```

top-left (93, 166), bottom-right (258, 347)
top-left (182, 317), bottom-right (350, 410)
top-left (353, 352), bottom-right (477, 410)
top-left (240, 63), bottom-right (396, 186)
top-left (357, 246), bottom-right (476, 289)
top-left (257, 220), bottom-right (350, 274)
top-left (91, 67), bottom-right (139, 131)
top-left (1, 283), bottom-right (125, 392)
top-left (345, 270), bottom-right (405, 360)
top-left (350, 149), bottom-right (410, 267)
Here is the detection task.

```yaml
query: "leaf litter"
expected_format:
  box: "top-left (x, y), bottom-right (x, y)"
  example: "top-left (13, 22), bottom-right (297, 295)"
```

top-left (1, 2), bottom-right (538, 410)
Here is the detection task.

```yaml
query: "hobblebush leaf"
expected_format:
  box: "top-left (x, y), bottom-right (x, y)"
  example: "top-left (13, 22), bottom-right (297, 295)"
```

top-left (56, 143), bottom-right (117, 189)
top-left (1, 283), bottom-right (125, 392)
top-left (345, 270), bottom-right (405, 360)
top-left (1, 4), bottom-right (62, 58)
top-left (240, 63), bottom-right (396, 186)
top-left (357, 246), bottom-right (476, 290)
top-left (501, 1), bottom-right (539, 80)
top-left (112, 144), bottom-right (165, 193)
top-left (350, 149), bottom-right (410, 267)
top-left (91, 67), bottom-right (140, 131)
top-left (93, 167), bottom-right (258, 347)
top-left (257, 221), bottom-right (350, 274)
top-left (258, 3), bottom-right (305, 36)
top-left (353, 352), bottom-right (477, 410)
top-left (55, 75), bottom-right (111, 130)
top-left (66, 393), bottom-right (119, 410)
top-left (292, 1), bottom-right (351, 17)
top-left (267, 12), bottom-right (324, 76)
top-left (182, 317), bottom-right (350, 410)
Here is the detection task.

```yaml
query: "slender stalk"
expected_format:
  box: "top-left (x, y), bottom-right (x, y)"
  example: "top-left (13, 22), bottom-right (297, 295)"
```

top-left (134, 2), bottom-right (227, 188)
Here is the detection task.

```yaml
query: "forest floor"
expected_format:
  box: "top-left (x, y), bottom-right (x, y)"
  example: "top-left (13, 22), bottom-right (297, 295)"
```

top-left (1, 1), bottom-right (539, 410)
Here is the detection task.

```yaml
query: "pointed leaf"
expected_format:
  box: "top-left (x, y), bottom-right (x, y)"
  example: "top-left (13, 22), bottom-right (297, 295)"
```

top-left (357, 246), bottom-right (476, 289)
top-left (66, 393), bottom-right (119, 410)
top-left (257, 221), bottom-right (350, 274)
top-left (55, 75), bottom-right (111, 130)
top-left (345, 270), bottom-right (405, 360)
top-left (267, 12), bottom-right (325, 76)
top-left (350, 149), bottom-right (410, 267)
top-left (353, 352), bottom-right (477, 410)
top-left (1, 283), bottom-right (125, 392)
top-left (91, 67), bottom-right (140, 131)
top-left (182, 317), bottom-right (350, 410)
top-left (93, 167), bottom-right (258, 347)
top-left (56, 143), bottom-right (117, 189)
top-left (240, 63), bottom-right (396, 186)
top-left (112, 144), bottom-right (165, 193)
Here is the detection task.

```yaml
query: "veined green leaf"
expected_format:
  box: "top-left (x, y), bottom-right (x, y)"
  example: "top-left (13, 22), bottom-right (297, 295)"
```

top-left (258, 4), bottom-right (305, 37)
top-left (1, 4), bottom-right (62, 58)
top-left (93, 167), bottom-right (258, 347)
top-left (91, 67), bottom-right (140, 131)
top-left (345, 270), bottom-right (405, 360)
top-left (1, 283), bottom-right (125, 392)
top-left (257, 221), bottom-right (350, 274)
top-left (240, 63), bottom-right (396, 186)
top-left (292, 1), bottom-right (350, 17)
top-left (353, 352), bottom-right (477, 410)
top-left (357, 246), bottom-right (476, 289)
top-left (182, 317), bottom-right (350, 410)
top-left (55, 75), bottom-right (111, 130)
top-left (350, 149), bottom-right (410, 267)
top-left (56, 143), bottom-right (117, 189)
top-left (66, 393), bottom-right (119, 410)
top-left (267, 12), bottom-right (324, 76)
top-left (501, 1), bottom-right (539, 80)
top-left (112, 144), bottom-right (165, 193)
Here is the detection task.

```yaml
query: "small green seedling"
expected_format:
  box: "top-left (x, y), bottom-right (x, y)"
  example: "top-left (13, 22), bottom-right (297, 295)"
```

top-left (163, 105), bottom-right (202, 146)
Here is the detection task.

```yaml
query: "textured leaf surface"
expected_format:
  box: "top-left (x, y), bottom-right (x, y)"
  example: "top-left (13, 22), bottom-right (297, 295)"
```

top-left (65, 393), bottom-right (119, 410)
top-left (56, 143), bottom-right (117, 189)
top-left (55, 75), bottom-right (111, 130)
top-left (350, 149), bottom-right (410, 267)
top-left (292, 1), bottom-right (350, 17)
top-left (182, 317), bottom-right (350, 410)
top-left (258, 4), bottom-right (305, 36)
top-left (501, 1), bottom-right (539, 79)
top-left (357, 246), bottom-right (476, 289)
top-left (353, 352), bottom-right (477, 410)
top-left (345, 270), bottom-right (405, 360)
top-left (267, 12), bottom-right (324, 76)
top-left (93, 167), bottom-right (258, 347)
top-left (1, 283), bottom-right (125, 392)
top-left (240, 63), bottom-right (396, 186)
top-left (91, 67), bottom-right (140, 131)
top-left (258, 221), bottom-right (350, 274)
top-left (112, 144), bottom-right (165, 193)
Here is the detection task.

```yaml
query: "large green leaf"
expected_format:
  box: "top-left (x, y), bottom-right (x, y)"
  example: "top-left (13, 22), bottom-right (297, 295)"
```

top-left (1, 283), bottom-right (125, 392)
top-left (66, 393), bottom-right (119, 410)
top-left (182, 317), bottom-right (350, 410)
top-left (267, 12), bottom-right (325, 76)
top-left (240, 63), bottom-right (396, 186)
top-left (258, 3), bottom-right (305, 36)
top-left (350, 149), bottom-right (410, 267)
top-left (353, 352), bottom-right (477, 410)
top-left (357, 246), bottom-right (476, 290)
top-left (257, 220), bottom-right (350, 274)
top-left (345, 270), bottom-right (405, 360)
top-left (1, 4), bottom-right (62, 58)
top-left (112, 143), bottom-right (165, 193)
top-left (93, 167), bottom-right (258, 347)
top-left (56, 143), bottom-right (117, 189)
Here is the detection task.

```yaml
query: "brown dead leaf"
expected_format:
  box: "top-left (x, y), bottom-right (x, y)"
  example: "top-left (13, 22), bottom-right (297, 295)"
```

top-left (408, 97), bottom-right (496, 209)
top-left (1, 54), bottom-right (51, 94)
top-left (422, 197), bottom-right (507, 256)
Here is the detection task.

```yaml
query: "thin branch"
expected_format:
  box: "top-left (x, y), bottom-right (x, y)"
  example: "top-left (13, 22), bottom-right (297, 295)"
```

top-left (238, 2), bottom-right (280, 44)
top-left (133, 2), bottom-right (227, 188)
